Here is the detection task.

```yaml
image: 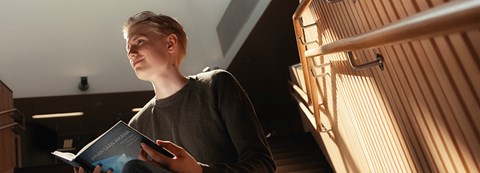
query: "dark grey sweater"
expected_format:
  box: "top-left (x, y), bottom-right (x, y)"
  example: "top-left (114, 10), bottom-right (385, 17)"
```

top-left (128, 70), bottom-right (276, 173)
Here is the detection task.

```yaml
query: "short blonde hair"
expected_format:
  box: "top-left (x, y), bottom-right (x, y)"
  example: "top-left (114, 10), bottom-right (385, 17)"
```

top-left (123, 11), bottom-right (187, 54)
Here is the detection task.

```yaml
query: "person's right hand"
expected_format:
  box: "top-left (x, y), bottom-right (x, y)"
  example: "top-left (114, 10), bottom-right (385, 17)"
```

top-left (139, 140), bottom-right (202, 173)
top-left (73, 165), bottom-right (112, 173)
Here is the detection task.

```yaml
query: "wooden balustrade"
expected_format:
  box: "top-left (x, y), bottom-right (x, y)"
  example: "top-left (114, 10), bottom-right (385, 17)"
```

top-left (291, 0), bottom-right (480, 172)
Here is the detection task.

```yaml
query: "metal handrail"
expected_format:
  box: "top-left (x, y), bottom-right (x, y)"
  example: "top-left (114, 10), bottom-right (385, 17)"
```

top-left (0, 108), bottom-right (26, 130)
top-left (346, 51), bottom-right (384, 71)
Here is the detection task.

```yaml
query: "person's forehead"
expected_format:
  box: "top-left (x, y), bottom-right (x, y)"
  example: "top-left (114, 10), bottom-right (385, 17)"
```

top-left (126, 24), bottom-right (169, 45)
top-left (126, 24), bottom-right (153, 39)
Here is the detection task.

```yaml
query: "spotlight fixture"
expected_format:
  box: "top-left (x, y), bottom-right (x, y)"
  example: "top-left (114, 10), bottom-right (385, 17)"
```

top-left (78, 76), bottom-right (89, 91)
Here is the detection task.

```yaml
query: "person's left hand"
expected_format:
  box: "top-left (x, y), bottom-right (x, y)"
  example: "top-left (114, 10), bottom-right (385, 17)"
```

top-left (139, 140), bottom-right (202, 173)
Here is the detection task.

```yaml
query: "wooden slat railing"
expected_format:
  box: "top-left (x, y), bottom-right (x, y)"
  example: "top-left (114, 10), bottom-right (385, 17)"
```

top-left (293, 0), bottom-right (480, 136)
top-left (292, 0), bottom-right (480, 172)
top-left (0, 108), bottom-right (26, 131)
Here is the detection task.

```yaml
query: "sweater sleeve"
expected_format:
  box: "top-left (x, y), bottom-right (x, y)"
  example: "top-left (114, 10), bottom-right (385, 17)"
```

top-left (201, 70), bottom-right (276, 173)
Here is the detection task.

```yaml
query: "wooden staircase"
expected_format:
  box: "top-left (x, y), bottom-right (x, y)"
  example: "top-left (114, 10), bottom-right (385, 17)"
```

top-left (268, 133), bottom-right (333, 173)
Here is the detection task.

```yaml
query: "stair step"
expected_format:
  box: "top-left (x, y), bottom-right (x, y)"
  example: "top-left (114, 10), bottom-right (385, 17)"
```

top-left (277, 160), bottom-right (330, 173)
top-left (275, 154), bottom-right (324, 166)
top-left (269, 135), bottom-right (317, 149)
top-left (270, 141), bottom-right (319, 154)
top-left (267, 133), bottom-right (312, 145)
top-left (272, 149), bottom-right (323, 160)
top-left (268, 132), bottom-right (333, 173)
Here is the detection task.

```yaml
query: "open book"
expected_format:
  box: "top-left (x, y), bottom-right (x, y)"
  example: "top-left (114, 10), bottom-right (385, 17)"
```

top-left (52, 121), bottom-right (174, 173)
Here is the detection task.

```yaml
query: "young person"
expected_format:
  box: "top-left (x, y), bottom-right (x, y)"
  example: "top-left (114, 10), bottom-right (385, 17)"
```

top-left (76, 11), bottom-right (275, 173)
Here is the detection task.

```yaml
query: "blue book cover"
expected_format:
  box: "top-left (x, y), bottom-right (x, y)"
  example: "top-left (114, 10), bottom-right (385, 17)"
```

top-left (52, 121), bottom-right (174, 173)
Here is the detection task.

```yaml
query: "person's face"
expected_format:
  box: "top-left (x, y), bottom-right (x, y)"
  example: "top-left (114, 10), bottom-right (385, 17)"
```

top-left (125, 24), bottom-right (171, 81)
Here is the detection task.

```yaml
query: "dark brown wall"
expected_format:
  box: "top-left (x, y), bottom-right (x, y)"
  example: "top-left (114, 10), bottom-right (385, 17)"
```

top-left (227, 0), bottom-right (303, 136)
top-left (14, 91), bottom-right (154, 167)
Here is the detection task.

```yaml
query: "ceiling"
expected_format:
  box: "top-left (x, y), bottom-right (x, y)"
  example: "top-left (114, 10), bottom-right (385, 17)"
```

top-left (0, 0), bottom-right (270, 98)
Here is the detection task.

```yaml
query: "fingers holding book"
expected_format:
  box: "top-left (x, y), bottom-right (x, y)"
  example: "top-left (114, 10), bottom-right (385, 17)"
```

top-left (139, 140), bottom-right (202, 173)
top-left (139, 142), bottom-right (171, 165)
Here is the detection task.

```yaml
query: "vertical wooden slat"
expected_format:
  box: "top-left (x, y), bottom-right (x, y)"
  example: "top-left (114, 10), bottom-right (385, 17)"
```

top-left (465, 31), bottom-right (480, 72)
top-left (453, 33), bottom-right (480, 133)
top-left (2, 83), bottom-right (4, 170)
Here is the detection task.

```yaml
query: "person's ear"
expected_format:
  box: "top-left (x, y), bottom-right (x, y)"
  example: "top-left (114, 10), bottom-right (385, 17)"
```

top-left (166, 34), bottom-right (178, 52)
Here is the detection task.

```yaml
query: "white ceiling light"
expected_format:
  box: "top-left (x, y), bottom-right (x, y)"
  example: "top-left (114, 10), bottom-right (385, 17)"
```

top-left (32, 112), bottom-right (83, 119)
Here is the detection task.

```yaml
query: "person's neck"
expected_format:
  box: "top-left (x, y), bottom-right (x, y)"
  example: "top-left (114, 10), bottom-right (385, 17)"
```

top-left (151, 70), bottom-right (188, 99)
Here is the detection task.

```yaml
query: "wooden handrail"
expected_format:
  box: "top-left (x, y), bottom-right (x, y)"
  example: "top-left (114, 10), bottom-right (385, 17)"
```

top-left (305, 0), bottom-right (480, 57)
top-left (293, 0), bottom-right (314, 105)
top-left (0, 108), bottom-right (26, 130)
top-left (293, 0), bottom-right (325, 133)
top-left (0, 122), bottom-right (19, 130)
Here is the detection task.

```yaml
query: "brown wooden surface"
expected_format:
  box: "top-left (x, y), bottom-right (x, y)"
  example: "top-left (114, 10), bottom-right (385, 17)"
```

top-left (0, 81), bottom-right (15, 173)
top-left (292, 0), bottom-right (480, 172)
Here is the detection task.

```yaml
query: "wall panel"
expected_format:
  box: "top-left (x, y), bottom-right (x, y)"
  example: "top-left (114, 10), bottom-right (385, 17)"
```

top-left (0, 81), bottom-right (15, 173)
top-left (292, 0), bottom-right (480, 172)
